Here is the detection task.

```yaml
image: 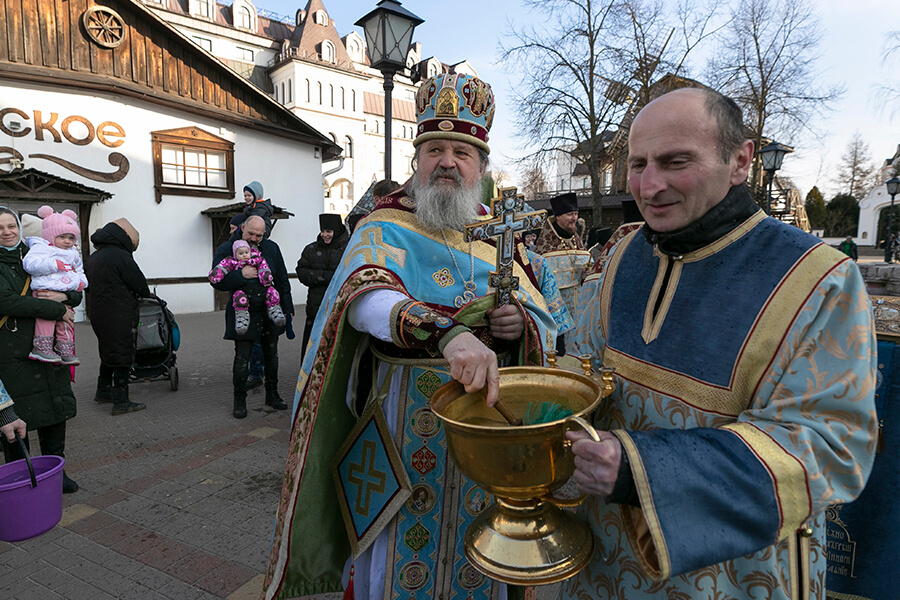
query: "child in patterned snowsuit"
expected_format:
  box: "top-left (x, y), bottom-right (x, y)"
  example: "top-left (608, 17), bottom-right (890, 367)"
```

top-left (208, 240), bottom-right (284, 335)
top-left (22, 206), bottom-right (88, 365)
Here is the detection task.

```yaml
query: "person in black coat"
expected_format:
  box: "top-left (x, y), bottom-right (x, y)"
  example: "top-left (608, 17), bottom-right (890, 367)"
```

top-left (211, 216), bottom-right (293, 418)
top-left (295, 213), bottom-right (349, 352)
top-left (84, 219), bottom-right (150, 416)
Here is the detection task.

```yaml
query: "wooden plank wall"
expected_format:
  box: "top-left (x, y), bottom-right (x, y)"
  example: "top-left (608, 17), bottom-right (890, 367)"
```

top-left (0, 0), bottom-right (298, 131)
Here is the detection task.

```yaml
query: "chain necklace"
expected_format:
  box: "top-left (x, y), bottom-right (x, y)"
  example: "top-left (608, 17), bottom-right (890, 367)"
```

top-left (441, 229), bottom-right (477, 308)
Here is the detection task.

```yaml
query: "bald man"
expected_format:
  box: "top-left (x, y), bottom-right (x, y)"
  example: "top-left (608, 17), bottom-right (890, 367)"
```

top-left (211, 215), bottom-right (293, 418)
top-left (562, 88), bottom-right (877, 600)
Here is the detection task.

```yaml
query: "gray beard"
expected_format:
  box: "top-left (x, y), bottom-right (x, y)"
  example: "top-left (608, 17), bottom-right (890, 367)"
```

top-left (409, 172), bottom-right (482, 232)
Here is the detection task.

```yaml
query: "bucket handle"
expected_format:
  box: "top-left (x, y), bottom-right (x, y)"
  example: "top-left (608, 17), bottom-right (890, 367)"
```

top-left (13, 432), bottom-right (37, 489)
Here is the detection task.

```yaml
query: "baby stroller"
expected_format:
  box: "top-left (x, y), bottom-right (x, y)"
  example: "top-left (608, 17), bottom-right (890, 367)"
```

top-left (132, 296), bottom-right (180, 391)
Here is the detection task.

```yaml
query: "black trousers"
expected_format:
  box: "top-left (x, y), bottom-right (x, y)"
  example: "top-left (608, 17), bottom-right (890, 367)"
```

top-left (99, 364), bottom-right (131, 387)
top-left (301, 314), bottom-right (316, 357)
top-left (233, 328), bottom-right (279, 396)
top-left (1, 420), bottom-right (67, 463)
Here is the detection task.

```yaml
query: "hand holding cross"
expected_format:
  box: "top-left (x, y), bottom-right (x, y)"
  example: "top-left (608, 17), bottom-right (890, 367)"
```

top-left (464, 186), bottom-right (546, 306)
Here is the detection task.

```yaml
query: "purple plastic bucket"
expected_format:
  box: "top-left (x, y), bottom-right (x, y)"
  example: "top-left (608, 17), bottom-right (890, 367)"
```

top-left (0, 454), bottom-right (64, 542)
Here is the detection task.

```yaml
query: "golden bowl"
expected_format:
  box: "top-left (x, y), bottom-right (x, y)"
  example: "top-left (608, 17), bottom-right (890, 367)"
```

top-left (429, 363), bottom-right (615, 584)
top-left (431, 366), bottom-right (606, 500)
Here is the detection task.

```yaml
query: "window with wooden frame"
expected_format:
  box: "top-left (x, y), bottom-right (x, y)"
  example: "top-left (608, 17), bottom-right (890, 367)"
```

top-left (151, 127), bottom-right (234, 204)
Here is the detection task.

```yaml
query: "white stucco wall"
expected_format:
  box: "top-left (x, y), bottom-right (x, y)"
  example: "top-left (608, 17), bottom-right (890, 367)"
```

top-left (857, 184), bottom-right (896, 246)
top-left (0, 81), bottom-right (325, 315)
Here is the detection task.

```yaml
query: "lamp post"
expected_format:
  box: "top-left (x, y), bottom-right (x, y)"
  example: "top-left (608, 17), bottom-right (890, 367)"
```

top-left (757, 141), bottom-right (792, 215)
top-left (884, 176), bottom-right (900, 263)
top-left (356, 1), bottom-right (423, 182)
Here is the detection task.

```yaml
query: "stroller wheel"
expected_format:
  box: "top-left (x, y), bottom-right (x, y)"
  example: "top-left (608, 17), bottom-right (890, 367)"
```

top-left (170, 366), bottom-right (179, 391)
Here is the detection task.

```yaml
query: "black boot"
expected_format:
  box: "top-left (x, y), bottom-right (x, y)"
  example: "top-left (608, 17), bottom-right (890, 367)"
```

top-left (94, 376), bottom-right (113, 403)
top-left (233, 392), bottom-right (248, 419)
top-left (62, 471), bottom-right (79, 493)
top-left (265, 388), bottom-right (287, 410)
top-left (111, 384), bottom-right (146, 416)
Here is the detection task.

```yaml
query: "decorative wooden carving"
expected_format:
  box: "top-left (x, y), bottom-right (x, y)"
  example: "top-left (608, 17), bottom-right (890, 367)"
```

top-left (82, 7), bottom-right (128, 49)
top-left (29, 152), bottom-right (130, 183)
top-left (871, 296), bottom-right (900, 341)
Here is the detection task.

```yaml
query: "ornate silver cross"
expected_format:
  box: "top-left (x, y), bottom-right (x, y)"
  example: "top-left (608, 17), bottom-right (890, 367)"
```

top-left (464, 186), bottom-right (546, 306)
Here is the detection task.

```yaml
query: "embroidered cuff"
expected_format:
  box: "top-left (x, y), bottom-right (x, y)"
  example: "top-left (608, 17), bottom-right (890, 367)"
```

top-left (390, 300), bottom-right (471, 355)
top-left (607, 443), bottom-right (641, 507)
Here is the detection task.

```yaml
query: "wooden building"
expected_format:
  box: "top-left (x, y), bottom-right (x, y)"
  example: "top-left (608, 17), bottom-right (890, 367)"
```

top-left (0, 0), bottom-right (339, 314)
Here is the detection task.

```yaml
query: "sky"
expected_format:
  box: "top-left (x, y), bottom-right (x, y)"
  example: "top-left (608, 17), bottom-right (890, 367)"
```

top-left (263, 0), bottom-right (900, 200)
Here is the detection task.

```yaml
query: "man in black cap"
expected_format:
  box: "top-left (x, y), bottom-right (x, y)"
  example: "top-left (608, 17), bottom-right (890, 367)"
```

top-left (296, 213), bottom-right (350, 352)
top-left (534, 192), bottom-right (591, 349)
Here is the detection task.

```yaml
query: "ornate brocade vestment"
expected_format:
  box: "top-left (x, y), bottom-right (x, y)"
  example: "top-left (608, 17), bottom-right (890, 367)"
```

top-left (534, 217), bottom-right (591, 322)
top-left (563, 210), bottom-right (878, 600)
top-left (264, 194), bottom-right (566, 600)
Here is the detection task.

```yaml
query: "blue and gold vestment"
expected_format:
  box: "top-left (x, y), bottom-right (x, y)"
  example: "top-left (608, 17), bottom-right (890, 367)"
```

top-left (264, 194), bottom-right (566, 600)
top-left (563, 210), bottom-right (878, 600)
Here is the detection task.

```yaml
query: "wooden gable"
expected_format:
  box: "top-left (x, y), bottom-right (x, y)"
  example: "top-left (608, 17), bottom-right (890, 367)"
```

top-left (0, 0), bottom-right (341, 158)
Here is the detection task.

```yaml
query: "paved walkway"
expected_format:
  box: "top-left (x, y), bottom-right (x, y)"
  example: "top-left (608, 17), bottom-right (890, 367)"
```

top-left (0, 309), bottom-right (341, 600)
top-left (1, 309), bottom-right (560, 600)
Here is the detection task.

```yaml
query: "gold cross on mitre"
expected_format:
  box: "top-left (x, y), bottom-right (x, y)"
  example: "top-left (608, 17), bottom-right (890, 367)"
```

top-left (464, 186), bottom-right (547, 306)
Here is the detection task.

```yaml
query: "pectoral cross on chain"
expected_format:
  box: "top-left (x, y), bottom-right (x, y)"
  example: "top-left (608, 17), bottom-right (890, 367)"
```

top-left (464, 186), bottom-right (547, 306)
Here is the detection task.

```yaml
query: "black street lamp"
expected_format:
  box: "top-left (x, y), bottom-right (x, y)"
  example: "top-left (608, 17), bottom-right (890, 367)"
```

top-left (884, 175), bottom-right (900, 263)
top-left (757, 141), bottom-right (792, 215)
top-left (356, 1), bottom-right (423, 181)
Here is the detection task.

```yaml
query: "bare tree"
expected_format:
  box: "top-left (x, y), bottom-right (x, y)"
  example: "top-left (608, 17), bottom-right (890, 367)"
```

top-left (836, 133), bottom-right (878, 200)
top-left (874, 30), bottom-right (900, 120)
top-left (501, 0), bottom-right (721, 225)
top-left (520, 163), bottom-right (549, 202)
top-left (706, 0), bottom-right (844, 194)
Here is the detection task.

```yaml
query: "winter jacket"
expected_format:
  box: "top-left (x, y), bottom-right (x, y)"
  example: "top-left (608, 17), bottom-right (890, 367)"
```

top-left (84, 222), bottom-right (151, 367)
top-left (0, 239), bottom-right (79, 430)
top-left (295, 229), bottom-right (350, 317)
top-left (22, 237), bottom-right (88, 292)
top-left (242, 181), bottom-right (274, 238)
top-left (211, 231), bottom-right (293, 341)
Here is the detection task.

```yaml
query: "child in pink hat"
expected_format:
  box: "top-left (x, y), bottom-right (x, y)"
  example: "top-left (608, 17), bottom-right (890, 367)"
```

top-left (22, 206), bottom-right (88, 364)
top-left (208, 239), bottom-right (285, 335)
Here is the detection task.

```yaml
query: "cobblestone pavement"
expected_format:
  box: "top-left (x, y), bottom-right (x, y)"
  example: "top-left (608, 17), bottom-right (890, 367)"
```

top-left (0, 309), bottom-right (559, 600)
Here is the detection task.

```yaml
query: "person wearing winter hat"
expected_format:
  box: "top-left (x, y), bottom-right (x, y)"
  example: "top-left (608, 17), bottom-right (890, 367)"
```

top-left (208, 239), bottom-right (285, 337)
top-left (210, 216), bottom-right (293, 418)
top-left (0, 206), bottom-right (80, 493)
top-left (22, 206), bottom-right (89, 365)
top-left (241, 181), bottom-right (274, 239)
top-left (534, 191), bottom-right (591, 354)
top-left (84, 218), bottom-right (150, 416)
top-left (295, 213), bottom-right (349, 352)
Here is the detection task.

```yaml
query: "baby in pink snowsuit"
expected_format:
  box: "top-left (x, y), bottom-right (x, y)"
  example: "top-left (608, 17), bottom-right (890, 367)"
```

top-left (208, 240), bottom-right (285, 335)
top-left (22, 206), bottom-right (88, 365)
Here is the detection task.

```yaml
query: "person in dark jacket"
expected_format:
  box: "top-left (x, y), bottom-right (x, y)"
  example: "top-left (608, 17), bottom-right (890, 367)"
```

top-left (211, 216), bottom-right (293, 418)
top-left (242, 181), bottom-right (274, 239)
top-left (295, 213), bottom-right (350, 352)
top-left (0, 206), bottom-right (80, 493)
top-left (84, 218), bottom-right (150, 416)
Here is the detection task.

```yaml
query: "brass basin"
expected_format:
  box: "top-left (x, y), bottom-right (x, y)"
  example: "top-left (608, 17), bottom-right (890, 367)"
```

top-left (431, 366), bottom-right (606, 500)
top-left (429, 363), bottom-right (615, 584)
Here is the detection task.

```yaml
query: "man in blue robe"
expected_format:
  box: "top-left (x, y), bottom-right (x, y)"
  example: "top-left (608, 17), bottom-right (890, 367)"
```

top-left (563, 88), bottom-right (878, 600)
top-left (265, 73), bottom-right (569, 600)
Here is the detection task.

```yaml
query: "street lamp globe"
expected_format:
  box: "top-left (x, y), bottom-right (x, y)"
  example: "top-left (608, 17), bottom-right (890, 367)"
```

top-left (887, 176), bottom-right (900, 198)
top-left (756, 141), bottom-right (792, 215)
top-left (757, 141), bottom-right (791, 172)
top-left (356, 1), bottom-right (424, 181)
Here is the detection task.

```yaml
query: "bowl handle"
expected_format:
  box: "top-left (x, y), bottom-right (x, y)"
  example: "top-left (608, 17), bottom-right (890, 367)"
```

top-left (542, 416), bottom-right (602, 508)
top-left (564, 415), bottom-right (601, 442)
